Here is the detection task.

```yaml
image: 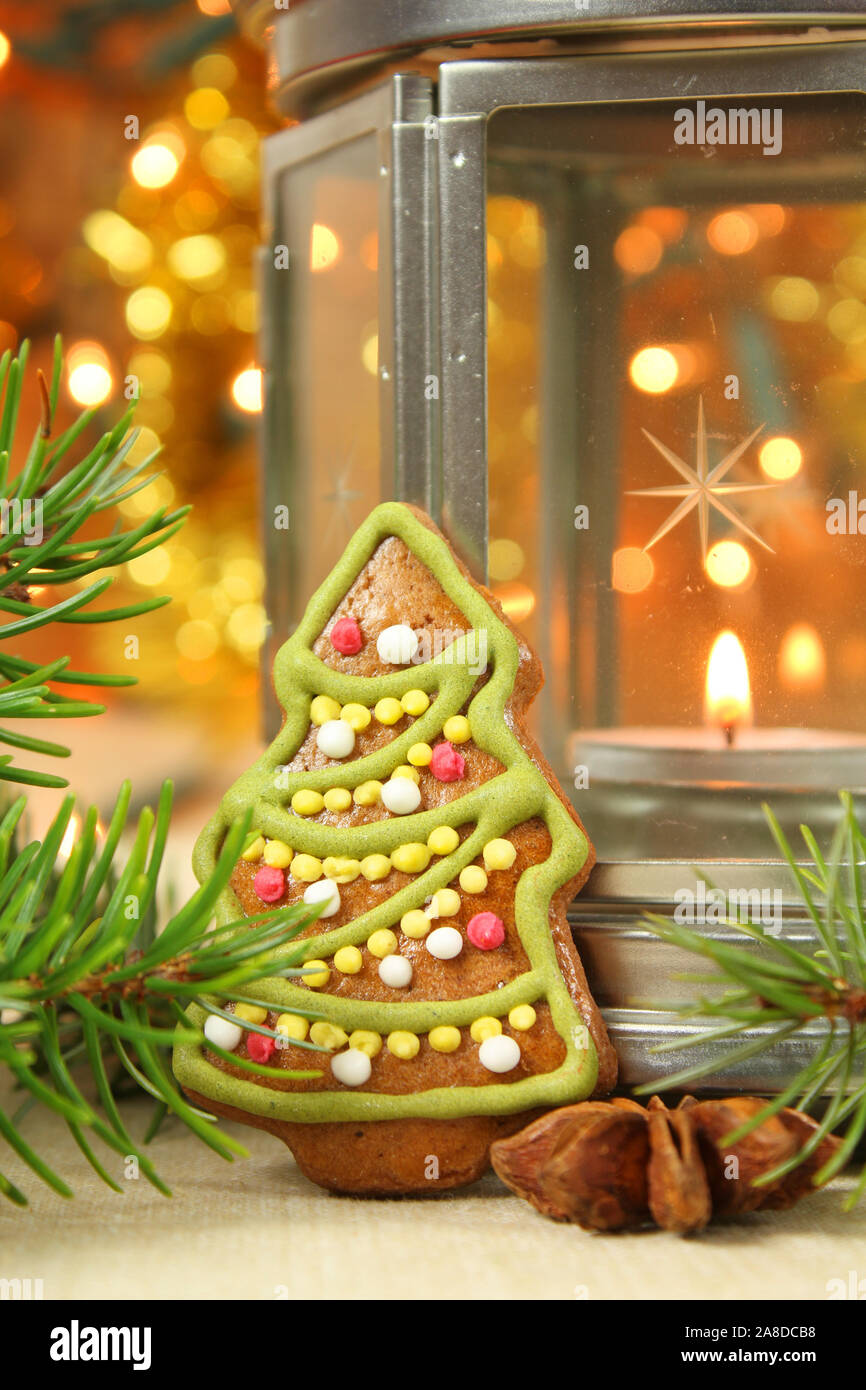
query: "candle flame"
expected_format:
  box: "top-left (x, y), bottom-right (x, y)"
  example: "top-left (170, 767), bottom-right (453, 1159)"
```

top-left (705, 630), bottom-right (752, 735)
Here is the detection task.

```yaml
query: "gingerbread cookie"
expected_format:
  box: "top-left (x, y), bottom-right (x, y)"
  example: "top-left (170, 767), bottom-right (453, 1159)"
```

top-left (173, 503), bottom-right (616, 1194)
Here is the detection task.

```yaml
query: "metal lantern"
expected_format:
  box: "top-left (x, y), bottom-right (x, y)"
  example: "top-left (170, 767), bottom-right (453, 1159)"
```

top-left (236, 0), bottom-right (866, 1090)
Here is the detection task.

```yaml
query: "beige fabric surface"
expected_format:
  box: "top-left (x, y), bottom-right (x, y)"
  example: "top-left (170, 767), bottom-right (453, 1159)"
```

top-left (1, 1092), bottom-right (864, 1301)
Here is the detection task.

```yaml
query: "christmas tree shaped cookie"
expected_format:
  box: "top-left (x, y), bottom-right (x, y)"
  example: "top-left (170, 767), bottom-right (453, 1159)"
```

top-left (174, 503), bottom-right (616, 1193)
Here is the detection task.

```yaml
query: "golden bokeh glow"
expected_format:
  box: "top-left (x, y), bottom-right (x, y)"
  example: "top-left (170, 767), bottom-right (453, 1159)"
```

top-left (706, 210), bottom-right (759, 256)
top-left (629, 346), bottom-right (679, 394)
top-left (184, 86), bottom-right (229, 131)
top-left (231, 367), bottom-right (263, 413)
top-left (768, 276), bottom-right (819, 322)
top-left (83, 211), bottom-right (152, 275)
top-left (131, 143), bottom-right (180, 189)
top-left (67, 342), bottom-right (112, 407)
top-left (778, 623), bottom-right (826, 691)
top-left (68, 361), bottom-right (112, 408)
top-left (705, 539), bottom-right (752, 588)
top-left (167, 233), bottom-right (226, 284)
top-left (125, 286), bottom-right (172, 339)
top-left (310, 223), bottom-right (341, 272)
top-left (492, 581), bottom-right (536, 624)
top-left (612, 546), bottom-right (655, 594)
top-left (705, 631), bottom-right (752, 730)
top-left (759, 435), bottom-right (802, 480)
top-left (0, 32), bottom-right (10, 68)
top-left (613, 225), bottom-right (663, 276)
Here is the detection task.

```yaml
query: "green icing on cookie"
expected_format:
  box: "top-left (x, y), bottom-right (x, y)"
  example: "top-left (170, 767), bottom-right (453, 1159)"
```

top-left (173, 502), bottom-right (598, 1121)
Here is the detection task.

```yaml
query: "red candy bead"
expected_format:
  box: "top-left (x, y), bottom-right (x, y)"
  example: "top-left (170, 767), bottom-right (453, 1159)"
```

top-left (247, 1031), bottom-right (276, 1063)
top-left (330, 616), bottom-right (363, 655)
top-left (467, 911), bottom-right (506, 951)
top-left (430, 741), bottom-right (465, 782)
top-left (252, 865), bottom-right (285, 903)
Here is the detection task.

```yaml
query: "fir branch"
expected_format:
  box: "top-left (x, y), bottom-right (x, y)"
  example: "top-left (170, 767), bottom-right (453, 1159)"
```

top-left (639, 792), bottom-right (866, 1207)
top-left (0, 339), bottom-right (189, 786)
top-left (0, 783), bottom-right (323, 1204)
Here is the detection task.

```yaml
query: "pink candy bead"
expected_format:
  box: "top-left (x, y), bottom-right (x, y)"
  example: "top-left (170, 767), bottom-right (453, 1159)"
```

top-left (466, 912), bottom-right (506, 951)
top-left (430, 741), bottom-right (465, 782)
top-left (252, 865), bottom-right (285, 902)
top-left (247, 1032), bottom-right (276, 1063)
top-left (330, 616), bottom-right (363, 655)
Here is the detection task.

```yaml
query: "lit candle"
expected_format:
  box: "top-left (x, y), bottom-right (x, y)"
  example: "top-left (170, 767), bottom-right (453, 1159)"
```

top-left (704, 630), bottom-right (752, 748)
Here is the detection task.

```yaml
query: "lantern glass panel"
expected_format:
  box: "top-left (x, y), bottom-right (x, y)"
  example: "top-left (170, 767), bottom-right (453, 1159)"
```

top-left (486, 93), bottom-right (866, 858)
top-left (273, 133), bottom-right (381, 621)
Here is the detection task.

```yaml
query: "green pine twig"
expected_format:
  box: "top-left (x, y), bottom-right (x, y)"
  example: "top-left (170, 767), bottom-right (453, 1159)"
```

top-left (0, 338), bottom-right (188, 786)
top-left (639, 793), bottom-right (866, 1208)
top-left (0, 783), bottom-right (323, 1204)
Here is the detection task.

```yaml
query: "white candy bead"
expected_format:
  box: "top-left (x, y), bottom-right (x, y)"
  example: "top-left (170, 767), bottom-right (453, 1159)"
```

top-left (203, 1014), bottom-right (243, 1053)
top-left (378, 954), bottom-right (413, 988)
top-left (479, 1033), bottom-right (521, 1074)
top-left (381, 778), bottom-right (422, 815)
top-left (331, 1047), bottom-right (372, 1087)
top-left (425, 925), bottom-right (463, 960)
top-left (316, 718), bottom-right (355, 759)
top-left (376, 623), bottom-right (418, 665)
top-left (303, 878), bottom-right (341, 918)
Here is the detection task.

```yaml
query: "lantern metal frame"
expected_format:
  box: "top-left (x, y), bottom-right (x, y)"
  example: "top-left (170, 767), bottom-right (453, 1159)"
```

top-left (252, 15), bottom-right (866, 1091)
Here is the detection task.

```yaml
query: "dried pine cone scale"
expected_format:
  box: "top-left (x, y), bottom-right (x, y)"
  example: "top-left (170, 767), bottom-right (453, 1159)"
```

top-left (490, 1095), bottom-right (842, 1234)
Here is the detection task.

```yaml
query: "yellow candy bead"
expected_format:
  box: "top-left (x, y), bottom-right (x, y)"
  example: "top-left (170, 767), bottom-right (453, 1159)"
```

top-left (470, 1016), bottom-right (502, 1043)
top-left (443, 715), bottom-right (471, 744)
top-left (234, 1003), bottom-right (268, 1024)
top-left (323, 787), bottom-right (353, 812)
top-left (460, 865), bottom-right (488, 894)
top-left (390, 842), bottom-right (431, 874)
top-left (427, 825), bottom-right (459, 855)
top-left (393, 764), bottom-right (421, 784)
top-left (333, 945), bottom-right (363, 974)
top-left (374, 697), bottom-right (404, 726)
top-left (310, 694), bottom-right (341, 726)
top-left (275, 1012), bottom-right (308, 1042)
top-left (292, 789), bottom-right (325, 817)
top-left (483, 837), bottom-right (518, 872)
top-left (309, 1021), bottom-right (349, 1050)
top-left (407, 742), bottom-right (433, 767)
top-left (301, 959), bottom-right (329, 988)
top-left (263, 838), bottom-right (293, 868)
top-left (431, 887), bottom-right (461, 917)
top-left (323, 856), bottom-right (361, 883)
top-left (508, 1004), bottom-right (537, 1032)
top-left (289, 854), bottom-right (323, 882)
top-left (429, 1025), bottom-right (462, 1053)
top-left (349, 1029), bottom-right (382, 1058)
top-left (367, 929), bottom-right (398, 959)
top-left (401, 689), bottom-right (430, 716)
top-left (240, 834), bottom-right (265, 862)
top-left (400, 909), bottom-right (431, 939)
top-left (353, 780), bottom-right (382, 806)
top-left (387, 1030), bottom-right (420, 1059)
top-left (360, 853), bottom-right (391, 882)
top-left (341, 702), bottom-right (371, 732)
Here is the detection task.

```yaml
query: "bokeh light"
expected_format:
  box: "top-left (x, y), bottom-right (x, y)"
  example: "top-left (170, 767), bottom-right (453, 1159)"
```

top-left (231, 366), bottom-right (262, 413)
top-left (131, 143), bottom-right (180, 189)
top-left (0, 32), bottom-right (10, 68)
top-left (167, 233), bottom-right (226, 284)
top-left (613, 225), bottom-right (663, 276)
top-left (67, 341), bottom-right (113, 407)
top-left (778, 623), bottom-right (826, 691)
top-left (184, 86), bottom-right (230, 131)
top-left (629, 346), bottom-right (679, 393)
top-left (759, 436), bottom-right (803, 480)
top-left (705, 540), bottom-right (752, 588)
top-left (125, 286), bottom-right (172, 339)
top-left (612, 546), bottom-right (655, 594)
top-left (706, 210), bottom-right (759, 256)
top-left (767, 276), bottom-right (820, 322)
top-left (310, 223), bottom-right (340, 272)
top-left (83, 210), bottom-right (152, 275)
top-left (488, 538), bottom-right (525, 583)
